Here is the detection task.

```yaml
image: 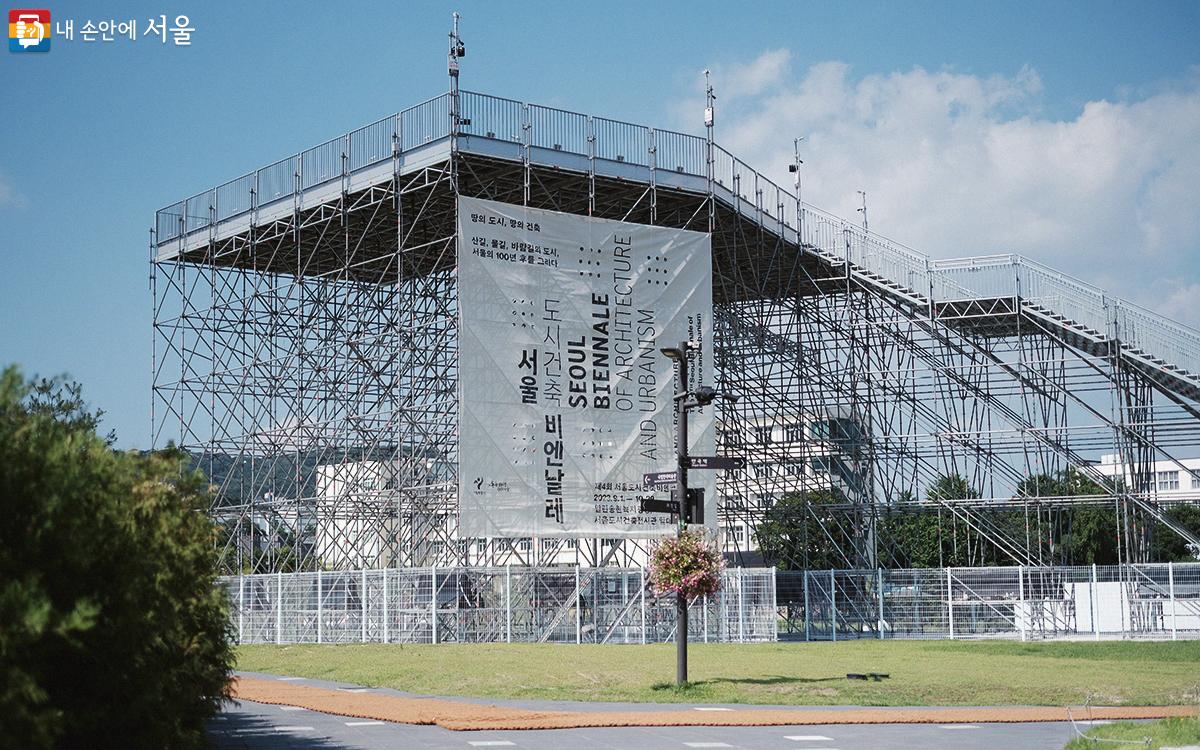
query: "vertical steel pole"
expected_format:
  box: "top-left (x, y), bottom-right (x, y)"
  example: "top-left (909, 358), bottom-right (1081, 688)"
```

top-left (703, 593), bottom-right (709, 643)
top-left (803, 570), bottom-right (811, 642)
top-left (830, 569), bottom-right (837, 643)
top-left (505, 564), bottom-right (512, 644)
top-left (770, 567), bottom-right (778, 642)
top-left (361, 569), bottom-right (367, 643)
top-left (275, 571), bottom-right (282, 645)
top-left (640, 566), bottom-right (647, 645)
top-left (238, 575), bottom-right (245, 645)
top-left (946, 567), bottom-right (954, 640)
top-left (317, 570), bottom-right (323, 644)
top-left (1169, 562), bottom-right (1177, 641)
top-left (673, 345), bottom-right (690, 683)
top-left (431, 565), bottom-right (438, 645)
top-left (1092, 563), bottom-right (1100, 640)
top-left (877, 568), bottom-right (884, 640)
top-left (739, 569), bottom-right (747, 642)
top-left (1018, 565), bottom-right (1026, 642)
top-left (575, 565), bottom-right (582, 645)
top-left (382, 569), bottom-right (389, 644)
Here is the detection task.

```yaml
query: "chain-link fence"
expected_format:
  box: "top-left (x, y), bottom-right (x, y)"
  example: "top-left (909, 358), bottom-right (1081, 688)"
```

top-left (222, 562), bottom-right (1200, 644)
top-left (777, 562), bottom-right (1200, 641)
top-left (221, 566), bottom-right (777, 645)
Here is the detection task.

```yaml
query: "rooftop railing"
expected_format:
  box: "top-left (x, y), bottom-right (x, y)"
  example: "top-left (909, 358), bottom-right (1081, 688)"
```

top-left (153, 90), bottom-right (1200, 382)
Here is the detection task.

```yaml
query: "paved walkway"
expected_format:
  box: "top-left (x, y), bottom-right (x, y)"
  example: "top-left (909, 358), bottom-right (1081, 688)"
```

top-left (207, 671), bottom-right (1188, 749)
top-left (231, 671), bottom-right (1196, 731)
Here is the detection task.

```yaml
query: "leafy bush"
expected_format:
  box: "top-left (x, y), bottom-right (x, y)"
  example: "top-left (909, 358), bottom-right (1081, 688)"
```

top-left (0, 367), bottom-right (234, 749)
top-left (649, 527), bottom-right (724, 597)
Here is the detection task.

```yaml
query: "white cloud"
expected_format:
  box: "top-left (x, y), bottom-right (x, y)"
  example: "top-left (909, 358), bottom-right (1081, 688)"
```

top-left (676, 55), bottom-right (1200, 326)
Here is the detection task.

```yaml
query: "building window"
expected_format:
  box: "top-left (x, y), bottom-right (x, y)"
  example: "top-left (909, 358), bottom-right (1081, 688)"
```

top-left (754, 426), bottom-right (772, 445)
top-left (783, 424), bottom-right (803, 443)
top-left (516, 539), bottom-right (531, 552)
top-left (1157, 471), bottom-right (1180, 491)
top-left (541, 538), bottom-right (558, 553)
top-left (564, 538), bottom-right (578, 549)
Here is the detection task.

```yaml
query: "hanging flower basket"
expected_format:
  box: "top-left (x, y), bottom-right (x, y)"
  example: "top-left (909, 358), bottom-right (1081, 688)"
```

top-left (649, 527), bottom-right (725, 598)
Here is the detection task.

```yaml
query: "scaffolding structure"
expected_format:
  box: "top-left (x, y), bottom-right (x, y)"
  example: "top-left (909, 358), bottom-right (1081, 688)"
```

top-left (152, 82), bottom-right (1200, 577)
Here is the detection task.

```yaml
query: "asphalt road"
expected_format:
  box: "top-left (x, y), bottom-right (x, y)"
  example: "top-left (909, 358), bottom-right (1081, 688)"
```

top-left (208, 673), bottom-right (1097, 750)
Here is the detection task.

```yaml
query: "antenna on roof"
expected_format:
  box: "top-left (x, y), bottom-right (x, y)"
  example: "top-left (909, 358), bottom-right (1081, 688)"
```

top-left (857, 190), bottom-right (868, 232)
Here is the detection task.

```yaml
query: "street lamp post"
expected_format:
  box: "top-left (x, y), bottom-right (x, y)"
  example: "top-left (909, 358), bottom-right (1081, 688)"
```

top-left (659, 341), bottom-right (737, 686)
top-left (661, 342), bottom-right (691, 685)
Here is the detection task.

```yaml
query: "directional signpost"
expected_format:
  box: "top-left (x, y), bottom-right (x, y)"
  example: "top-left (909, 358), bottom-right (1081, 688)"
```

top-left (643, 470), bottom-right (679, 489)
top-left (684, 456), bottom-right (746, 471)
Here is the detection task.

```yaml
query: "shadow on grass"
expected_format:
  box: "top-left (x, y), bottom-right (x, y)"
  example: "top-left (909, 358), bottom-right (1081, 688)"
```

top-left (651, 674), bottom-right (844, 692)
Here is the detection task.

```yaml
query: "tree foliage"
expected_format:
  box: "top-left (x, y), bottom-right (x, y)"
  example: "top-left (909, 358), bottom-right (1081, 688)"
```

top-left (0, 367), bottom-right (234, 749)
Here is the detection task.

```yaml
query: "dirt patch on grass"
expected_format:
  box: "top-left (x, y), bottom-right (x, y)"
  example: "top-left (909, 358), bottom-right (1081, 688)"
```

top-left (231, 676), bottom-right (1199, 732)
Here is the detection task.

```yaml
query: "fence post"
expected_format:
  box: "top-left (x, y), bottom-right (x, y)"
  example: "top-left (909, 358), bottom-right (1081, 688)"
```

top-left (575, 565), bottom-right (582, 645)
top-left (830, 569), bottom-right (837, 643)
top-left (317, 570), bottom-right (323, 644)
top-left (238, 575), bottom-right (244, 645)
top-left (770, 566), bottom-right (777, 642)
top-left (1018, 565), bottom-right (1026, 642)
top-left (1169, 561), bottom-right (1177, 641)
top-left (803, 570), bottom-right (811, 642)
top-left (382, 569), bottom-right (389, 644)
top-left (946, 567), bottom-right (954, 640)
top-left (430, 565), bottom-right (438, 645)
top-left (1091, 563), bottom-right (1099, 640)
top-left (639, 566), bottom-right (646, 645)
top-left (738, 568), bottom-right (746, 643)
top-left (275, 571), bottom-right (282, 645)
top-left (361, 569), bottom-right (367, 643)
top-left (505, 564), bottom-right (512, 644)
top-left (877, 568), bottom-right (884, 640)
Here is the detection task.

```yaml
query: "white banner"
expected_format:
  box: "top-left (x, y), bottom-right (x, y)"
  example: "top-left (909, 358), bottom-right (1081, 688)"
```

top-left (457, 196), bottom-right (714, 538)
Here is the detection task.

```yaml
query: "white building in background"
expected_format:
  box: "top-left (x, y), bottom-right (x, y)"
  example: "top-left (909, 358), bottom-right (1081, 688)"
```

top-left (314, 460), bottom-right (397, 570)
top-left (720, 407), bottom-right (869, 555)
top-left (1094, 454), bottom-right (1200, 500)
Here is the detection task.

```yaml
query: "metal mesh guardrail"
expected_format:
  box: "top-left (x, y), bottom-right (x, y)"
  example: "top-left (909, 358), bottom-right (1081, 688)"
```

top-left (777, 562), bottom-right (1200, 642)
top-left (221, 566), bottom-right (777, 645)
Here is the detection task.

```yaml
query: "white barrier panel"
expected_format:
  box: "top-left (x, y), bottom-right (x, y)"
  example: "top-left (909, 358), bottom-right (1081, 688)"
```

top-left (457, 196), bottom-right (714, 538)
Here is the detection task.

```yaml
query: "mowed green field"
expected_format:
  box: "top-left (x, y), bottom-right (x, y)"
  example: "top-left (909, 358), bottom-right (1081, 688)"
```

top-left (237, 640), bottom-right (1200, 707)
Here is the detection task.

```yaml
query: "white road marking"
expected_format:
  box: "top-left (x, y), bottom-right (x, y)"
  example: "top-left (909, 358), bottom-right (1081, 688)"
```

top-left (1073, 720), bottom-right (1113, 725)
top-left (277, 676), bottom-right (304, 681)
top-left (275, 725), bottom-right (315, 732)
top-left (467, 742), bottom-right (516, 747)
top-left (345, 720), bottom-right (386, 726)
top-left (279, 706), bottom-right (305, 711)
top-left (683, 744), bottom-right (733, 748)
top-left (939, 725), bottom-right (980, 729)
top-left (693, 707), bottom-right (734, 711)
top-left (785, 736), bottom-right (835, 741)
top-left (337, 687), bottom-right (370, 693)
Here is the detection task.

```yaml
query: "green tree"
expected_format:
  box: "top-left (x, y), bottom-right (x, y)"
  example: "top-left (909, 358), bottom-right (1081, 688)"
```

top-left (1018, 468), bottom-right (1116, 564)
top-left (0, 367), bottom-right (233, 749)
top-left (755, 489), bottom-right (857, 570)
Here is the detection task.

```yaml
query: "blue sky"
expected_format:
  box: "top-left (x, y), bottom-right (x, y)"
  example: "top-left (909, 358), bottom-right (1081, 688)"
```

top-left (2, 0), bottom-right (1198, 447)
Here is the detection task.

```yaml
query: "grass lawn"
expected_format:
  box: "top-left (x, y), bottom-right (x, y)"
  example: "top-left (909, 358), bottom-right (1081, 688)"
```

top-left (1065, 716), bottom-right (1200, 749)
top-left (237, 640), bottom-right (1200, 707)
